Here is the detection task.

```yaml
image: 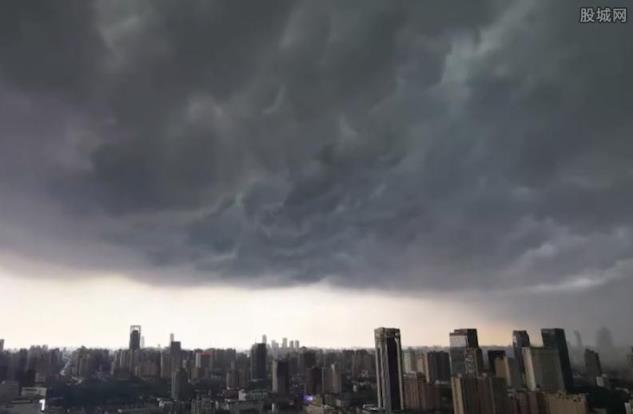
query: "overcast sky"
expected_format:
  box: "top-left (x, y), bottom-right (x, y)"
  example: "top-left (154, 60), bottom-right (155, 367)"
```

top-left (0, 0), bottom-right (632, 349)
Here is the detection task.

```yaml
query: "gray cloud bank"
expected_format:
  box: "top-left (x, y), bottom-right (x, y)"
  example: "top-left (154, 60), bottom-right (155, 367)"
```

top-left (1, 0), bottom-right (632, 330)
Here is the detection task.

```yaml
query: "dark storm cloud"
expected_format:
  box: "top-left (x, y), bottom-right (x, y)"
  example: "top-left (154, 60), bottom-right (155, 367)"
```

top-left (1, 0), bottom-right (632, 328)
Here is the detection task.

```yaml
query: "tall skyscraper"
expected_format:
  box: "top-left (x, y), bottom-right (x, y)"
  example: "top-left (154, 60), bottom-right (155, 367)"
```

top-left (523, 347), bottom-right (565, 393)
top-left (170, 341), bottom-right (182, 374)
top-left (169, 333), bottom-right (174, 344)
top-left (171, 367), bottom-right (188, 401)
top-left (584, 349), bottom-right (602, 381)
top-left (262, 334), bottom-right (267, 344)
top-left (250, 343), bottom-right (267, 381)
top-left (272, 359), bottom-right (289, 395)
top-left (450, 329), bottom-right (482, 377)
top-left (0, 339), bottom-right (4, 352)
top-left (129, 325), bottom-right (141, 350)
top-left (541, 328), bottom-right (573, 391)
top-left (374, 327), bottom-right (404, 413)
top-left (453, 329), bottom-right (479, 347)
top-left (282, 338), bottom-right (288, 350)
top-left (424, 351), bottom-right (451, 383)
top-left (512, 330), bottom-right (531, 377)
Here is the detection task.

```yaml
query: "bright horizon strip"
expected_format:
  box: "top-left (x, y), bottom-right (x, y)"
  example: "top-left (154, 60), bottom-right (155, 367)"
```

top-left (0, 267), bottom-right (518, 350)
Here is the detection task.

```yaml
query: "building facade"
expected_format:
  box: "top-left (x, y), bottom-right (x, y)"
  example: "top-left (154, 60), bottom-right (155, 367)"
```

top-left (541, 329), bottom-right (573, 391)
top-left (374, 327), bottom-right (404, 413)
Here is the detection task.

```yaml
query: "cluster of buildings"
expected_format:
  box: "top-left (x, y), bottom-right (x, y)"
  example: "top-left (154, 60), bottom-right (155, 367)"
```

top-left (1, 327), bottom-right (633, 414)
top-left (0, 344), bottom-right (63, 399)
top-left (374, 327), bottom-right (633, 414)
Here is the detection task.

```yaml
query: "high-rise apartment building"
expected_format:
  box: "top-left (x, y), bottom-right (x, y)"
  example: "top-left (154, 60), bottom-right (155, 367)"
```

top-left (451, 375), bottom-right (509, 414)
top-left (424, 351), bottom-right (451, 383)
top-left (487, 350), bottom-right (506, 376)
top-left (450, 329), bottom-right (482, 377)
top-left (272, 359), bottom-right (289, 395)
top-left (403, 372), bottom-right (441, 412)
top-left (512, 330), bottom-right (531, 377)
top-left (305, 366), bottom-right (322, 395)
top-left (402, 348), bottom-right (417, 373)
top-left (330, 363), bottom-right (343, 394)
top-left (129, 325), bottom-right (141, 350)
top-left (250, 343), bottom-right (267, 381)
top-left (541, 328), bottom-right (573, 391)
top-left (301, 349), bottom-right (317, 372)
top-left (170, 341), bottom-right (182, 374)
top-left (318, 363), bottom-right (343, 394)
top-left (584, 349), bottom-right (602, 382)
top-left (352, 349), bottom-right (374, 379)
top-left (465, 347), bottom-right (484, 377)
top-left (523, 347), bottom-right (565, 393)
top-left (375, 327), bottom-right (404, 413)
top-left (494, 356), bottom-right (522, 389)
top-left (171, 367), bottom-right (188, 401)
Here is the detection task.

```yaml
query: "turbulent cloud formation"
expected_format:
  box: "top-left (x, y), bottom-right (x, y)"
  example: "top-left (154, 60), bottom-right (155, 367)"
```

top-left (0, 0), bottom-right (632, 318)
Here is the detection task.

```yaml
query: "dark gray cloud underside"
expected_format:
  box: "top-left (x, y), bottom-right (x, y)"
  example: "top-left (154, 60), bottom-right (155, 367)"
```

top-left (0, 0), bottom-right (632, 337)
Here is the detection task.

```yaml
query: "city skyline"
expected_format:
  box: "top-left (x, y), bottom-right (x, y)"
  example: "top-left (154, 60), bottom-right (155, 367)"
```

top-left (0, 319), bottom-right (625, 352)
top-left (2, 324), bottom-right (631, 413)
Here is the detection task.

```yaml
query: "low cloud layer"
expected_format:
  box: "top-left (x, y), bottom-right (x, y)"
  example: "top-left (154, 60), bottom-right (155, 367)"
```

top-left (1, 0), bottom-right (632, 334)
